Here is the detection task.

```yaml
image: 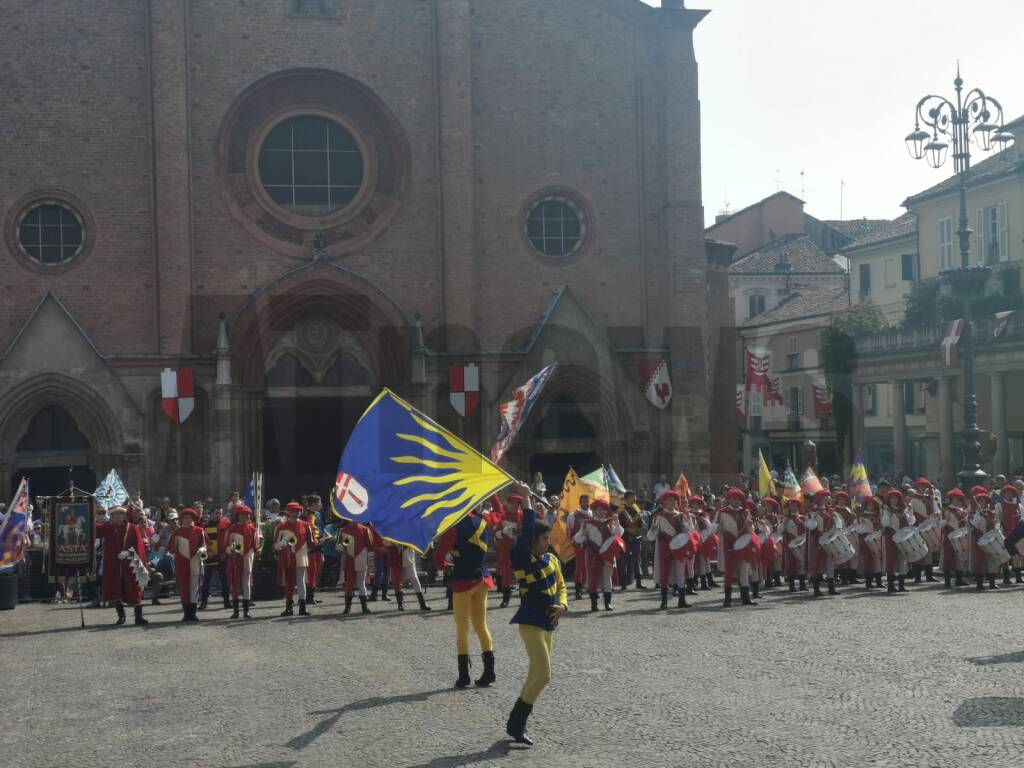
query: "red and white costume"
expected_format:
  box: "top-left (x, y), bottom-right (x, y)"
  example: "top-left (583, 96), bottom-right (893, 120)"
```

top-left (169, 509), bottom-right (207, 606)
top-left (857, 498), bottom-right (883, 579)
top-left (996, 486), bottom-right (1023, 573)
top-left (780, 500), bottom-right (806, 582)
top-left (98, 518), bottom-right (146, 606)
top-left (909, 479), bottom-right (940, 570)
top-left (574, 503), bottom-right (624, 595)
top-left (692, 500), bottom-right (718, 579)
top-left (718, 489), bottom-right (755, 589)
top-left (832, 492), bottom-right (857, 576)
top-left (492, 494), bottom-right (522, 592)
top-left (804, 490), bottom-right (835, 581)
top-left (566, 503), bottom-right (593, 592)
top-left (226, 515), bottom-right (259, 601)
top-left (274, 510), bottom-right (312, 602)
top-left (340, 521), bottom-right (372, 598)
top-left (939, 490), bottom-right (968, 574)
top-left (648, 499), bottom-right (687, 589)
top-left (969, 489), bottom-right (1000, 577)
top-left (881, 490), bottom-right (913, 579)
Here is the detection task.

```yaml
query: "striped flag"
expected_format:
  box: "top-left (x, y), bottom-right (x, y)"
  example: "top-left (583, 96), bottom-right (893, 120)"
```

top-left (580, 466), bottom-right (611, 502)
top-left (800, 466), bottom-right (824, 496)
top-left (489, 364), bottom-right (557, 464)
top-left (781, 467), bottom-right (803, 503)
top-left (0, 478), bottom-right (31, 573)
top-left (847, 452), bottom-right (872, 505)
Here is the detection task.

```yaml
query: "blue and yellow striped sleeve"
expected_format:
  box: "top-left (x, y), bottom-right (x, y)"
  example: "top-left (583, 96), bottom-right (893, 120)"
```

top-left (553, 555), bottom-right (568, 608)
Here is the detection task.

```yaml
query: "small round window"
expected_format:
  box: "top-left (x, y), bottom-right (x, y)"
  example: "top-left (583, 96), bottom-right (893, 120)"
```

top-left (525, 196), bottom-right (585, 258)
top-left (258, 115), bottom-right (364, 217)
top-left (18, 203), bottom-right (84, 265)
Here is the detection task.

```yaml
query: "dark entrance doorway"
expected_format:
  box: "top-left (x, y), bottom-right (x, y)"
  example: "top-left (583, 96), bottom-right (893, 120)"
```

top-left (12, 466), bottom-right (96, 502)
top-left (12, 405), bottom-right (97, 502)
top-left (529, 452), bottom-right (601, 499)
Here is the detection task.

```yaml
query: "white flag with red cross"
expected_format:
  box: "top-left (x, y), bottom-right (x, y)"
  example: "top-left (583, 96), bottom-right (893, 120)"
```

top-left (161, 368), bottom-right (195, 424)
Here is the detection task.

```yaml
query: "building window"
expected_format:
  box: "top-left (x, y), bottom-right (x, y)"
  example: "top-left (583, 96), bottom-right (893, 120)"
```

top-left (748, 292), bottom-right (767, 319)
top-left (258, 115), bottom-right (364, 217)
top-left (939, 217), bottom-right (953, 270)
top-left (787, 336), bottom-right (799, 370)
top-left (901, 253), bottom-right (914, 281)
top-left (525, 196), bottom-right (585, 258)
top-left (858, 263), bottom-right (871, 297)
top-left (865, 384), bottom-right (877, 416)
top-left (749, 389), bottom-right (763, 418)
top-left (17, 203), bottom-right (84, 265)
top-left (979, 203), bottom-right (1008, 264)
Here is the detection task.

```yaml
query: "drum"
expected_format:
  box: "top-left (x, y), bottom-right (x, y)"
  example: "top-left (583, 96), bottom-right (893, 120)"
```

top-left (978, 529), bottom-right (1010, 565)
top-left (821, 528), bottom-right (856, 563)
top-left (669, 532), bottom-right (699, 562)
top-left (771, 533), bottom-right (784, 570)
top-left (733, 532), bottom-right (760, 566)
top-left (699, 527), bottom-right (719, 559)
top-left (916, 516), bottom-right (942, 553)
top-left (599, 535), bottom-right (627, 564)
top-left (585, 525), bottom-right (602, 547)
top-left (844, 527), bottom-right (859, 560)
top-left (864, 530), bottom-right (883, 562)
top-left (948, 527), bottom-right (972, 557)
top-left (893, 527), bottom-right (929, 563)
top-left (788, 534), bottom-right (806, 563)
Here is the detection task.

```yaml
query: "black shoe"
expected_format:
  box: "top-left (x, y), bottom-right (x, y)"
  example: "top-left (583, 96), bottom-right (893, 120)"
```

top-left (475, 651), bottom-right (496, 687)
top-left (1002, 569), bottom-right (1011, 586)
top-left (114, 604), bottom-right (126, 626)
top-left (368, 587), bottom-right (378, 602)
top-left (636, 578), bottom-right (647, 590)
top-left (506, 697), bottom-right (535, 746)
top-left (395, 591), bottom-right (405, 611)
top-left (589, 593), bottom-right (599, 613)
top-left (956, 572), bottom-right (967, 587)
top-left (231, 599), bottom-right (240, 619)
top-left (887, 577), bottom-right (897, 594)
top-left (788, 577), bottom-right (796, 592)
top-left (307, 587), bottom-right (318, 605)
top-left (875, 574), bottom-right (884, 588)
top-left (677, 588), bottom-right (687, 608)
top-left (281, 600), bottom-right (294, 617)
top-left (151, 596), bottom-right (162, 606)
top-left (343, 596), bottom-right (353, 615)
top-left (298, 599), bottom-right (310, 615)
top-left (897, 576), bottom-right (907, 592)
top-left (799, 577), bottom-right (808, 591)
top-left (455, 654), bottom-right (472, 688)
top-left (740, 586), bottom-right (756, 605)
top-left (827, 578), bottom-right (837, 596)
top-left (223, 597), bottom-right (231, 609)
top-left (416, 592), bottom-right (432, 612)
top-left (706, 575), bottom-right (718, 588)
top-left (944, 571), bottom-right (953, 589)
top-left (864, 575), bottom-right (874, 590)
top-left (925, 567), bottom-right (938, 583)
top-left (243, 599), bottom-right (251, 618)
top-left (1016, 569), bottom-right (1023, 584)
top-left (812, 579), bottom-right (822, 598)
top-left (359, 596), bottom-right (371, 614)
top-left (976, 575), bottom-right (986, 591)
top-left (685, 578), bottom-right (698, 596)
top-left (989, 575), bottom-right (1000, 590)
top-left (910, 566), bottom-right (921, 584)
top-left (751, 581), bottom-right (760, 600)
top-left (133, 605), bottom-right (148, 626)
top-left (603, 592), bottom-right (613, 611)
top-left (699, 575), bottom-right (709, 590)
top-left (381, 586), bottom-right (390, 601)
top-left (199, 595), bottom-right (208, 610)
top-left (575, 584), bottom-right (583, 600)
top-left (499, 587), bottom-right (511, 608)
top-left (659, 587), bottom-right (668, 610)
top-left (723, 587), bottom-right (733, 608)
top-left (186, 603), bottom-right (200, 622)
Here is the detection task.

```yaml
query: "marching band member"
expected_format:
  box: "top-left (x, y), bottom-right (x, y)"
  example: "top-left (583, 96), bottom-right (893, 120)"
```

top-left (781, 497), bottom-right (807, 592)
top-left (493, 492), bottom-right (523, 608)
top-left (678, 499), bottom-right (700, 597)
top-left (337, 518), bottom-right (373, 614)
top-left (505, 485), bottom-right (568, 747)
top-left (757, 498), bottom-right (781, 590)
top-left (574, 499), bottom-right (624, 612)
top-left (170, 507), bottom-right (207, 622)
top-left (996, 485), bottom-right (1023, 585)
top-left (274, 501), bottom-right (313, 616)
top-left (566, 494), bottom-right (592, 600)
top-left (857, 496), bottom-right (883, 589)
top-left (97, 506), bottom-right (148, 626)
top-left (940, 488), bottom-right (968, 589)
top-left (718, 488), bottom-right (757, 607)
top-left (908, 479), bottom-right (939, 584)
top-left (970, 487), bottom-right (1001, 591)
top-left (200, 504), bottom-right (231, 610)
top-left (694, 498), bottom-right (718, 589)
top-left (619, 490), bottom-right (647, 590)
top-left (389, 544), bottom-right (432, 612)
top-left (832, 491), bottom-right (860, 585)
top-left (804, 489), bottom-right (835, 598)
top-left (433, 498), bottom-right (501, 689)
top-left (226, 503), bottom-right (259, 619)
top-left (646, 490), bottom-right (688, 610)
top-left (302, 495), bottom-right (325, 604)
top-left (881, 489), bottom-right (912, 593)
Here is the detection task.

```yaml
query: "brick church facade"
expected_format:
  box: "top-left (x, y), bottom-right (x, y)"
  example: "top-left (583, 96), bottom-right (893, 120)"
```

top-left (0, 0), bottom-right (731, 502)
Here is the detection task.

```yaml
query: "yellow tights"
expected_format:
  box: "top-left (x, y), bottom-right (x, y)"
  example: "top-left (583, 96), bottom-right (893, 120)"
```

top-left (453, 582), bottom-right (493, 655)
top-left (517, 624), bottom-right (553, 705)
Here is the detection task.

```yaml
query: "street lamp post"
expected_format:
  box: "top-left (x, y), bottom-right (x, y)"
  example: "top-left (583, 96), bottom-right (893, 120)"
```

top-left (905, 66), bottom-right (1014, 488)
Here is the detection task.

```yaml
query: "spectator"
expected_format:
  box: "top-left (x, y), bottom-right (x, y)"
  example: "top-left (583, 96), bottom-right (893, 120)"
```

top-left (652, 475), bottom-right (670, 502)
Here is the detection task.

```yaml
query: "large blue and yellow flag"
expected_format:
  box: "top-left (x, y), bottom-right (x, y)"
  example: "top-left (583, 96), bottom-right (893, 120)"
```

top-left (331, 389), bottom-right (514, 552)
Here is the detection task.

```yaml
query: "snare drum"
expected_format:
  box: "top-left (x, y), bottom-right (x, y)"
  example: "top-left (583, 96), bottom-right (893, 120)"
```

top-left (699, 527), bottom-right (719, 560)
top-left (788, 534), bottom-right (807, 563)
top-left (865, 530), bottom-right (884, 561)
top-left (734, 532), bottom-right (761, 566)
top-left (669, 532), bottom-right (698, 562)
top-left (771, 533), bottom-right (784, 570)
top-left (585, 524), bottom-right (602, 547)
top-left (916, 516), bottom-right (942, 553)
top-left (821, 528), bottom-right (856, 563)
top-left (978, 529), bottom-right (1010, 565)
top-left (948, 527), bottom-right (972, 557)
top-left (599, 535), bottom-right (627, 564)
top-left (893, 527), bottom-right (929, 563)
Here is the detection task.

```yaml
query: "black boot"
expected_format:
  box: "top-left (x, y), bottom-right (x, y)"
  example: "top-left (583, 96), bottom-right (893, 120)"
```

top-left (343, 595), bottom-right (353, 615)
top-left (231, 599), bottom-right (240, 619)
top-left (925, 566), bottom-right (938, 583)
top-left (848, 569), bottom-right (862, 584)
top-left (812, 579), bottom-right (823, 598)
top-left (875, 573), bottom-right (884, 588)
top-left (635, 574), bottom-right (647, 590)
top-left (445, 587), bottom-right (453, 611)
top-left (298, 599), bottom-right (309, 615)
top-left (395, 591), bottom-right (405, 611)
top-left (307, 586), bottom-right (317, 605)
top-left (603, 592), bottom-right (613, 611)
top-left (752, 581), bottom-right (760, 600)
top-left (799, 576), bottom-right (808, 591)
top-left (223, 595), bottom-right (231, 609)
top-left (188, 603), bottom-right (200, 622)
top-left (500, 587), bottom-right (511, 608)
top-left (455, 654), bottom-right (472, 689)
top-left (723, 587), bottom-right (733, 608)
top-left (280, 599), bottom-right (294, 617)
top-left (956, 571), bottom-right (967, 586)
top-left (1016, 569), bottom-right (1023, 584)
top-left (659, 587), bottom-right (668, 610)
top-left (416, 592), bottom-right (432, 611)
top-left (740, 586), bottom-right (756, 605)
top-left (774, 571), bottom-right (783, 587)
top-left (989, 574), bottom-right (1000, 590)
top-left (589, 592), bottom-right (599, 613)
top-left (864, 574), bottom-right (874, 590)
top-left (887, 576), bottom-right (896, 593)
top-left (699, 575), bottom-right (709, 590)
top-left (944, 571), bottom-right (953, 588)
top-left (506, 697), bottom-right (534, 746)
top-left (685, 578), bottom-right (698, 596)
top-left (381, 584), bottom-right (390, 601)
top-left (181, 604), bottom-right (189, 622)
top-left (359, 596), bottom-right (371, 614)
top-left (575, 582), bottom-right (583, 600)
top-left (897, 575), bottom-right (907, 592)
top-left (788, 577), bottom-right (796, 592)
top-left (475, 651), bottom-right (496, 687)
top-left (910, 566), bottom-right (921, 584)
top-left (243, 599), bottom-right (251, 618)
top-left (114, 603), bottom-right (126, 625)
top-left (706, 573), bottom-right (718, 588)
top-left (133, 605), bottom-right (148, 626)
top-left (677, 587), bottom-right (688, 608)
top-left (827, 578), bottom-right (836, 596)
top-left (1002, 567), bottom-right (1012, 586)
top-left (976, 574), bottom-right (985, 591)
top-left (369, 584), bottom-right (378, 602)
top-left (198, 595), bottom-right (208, 611)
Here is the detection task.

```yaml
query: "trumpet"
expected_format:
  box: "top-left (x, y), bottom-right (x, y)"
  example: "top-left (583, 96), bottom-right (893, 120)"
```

top-left (277, 531), bottom-right (298, 551)
top-left (340, 534), bottom-right (354, 549)
top-left (198, 547), bottom-right (209, 562)
top-left (231, 540), bottom-right (244, 555)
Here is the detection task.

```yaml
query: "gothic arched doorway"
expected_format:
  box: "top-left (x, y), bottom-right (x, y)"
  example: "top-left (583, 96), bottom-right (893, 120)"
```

top-left (11, 404), bottom-right (97, 498)
top-left (526, 393), bottom-right (602, 495)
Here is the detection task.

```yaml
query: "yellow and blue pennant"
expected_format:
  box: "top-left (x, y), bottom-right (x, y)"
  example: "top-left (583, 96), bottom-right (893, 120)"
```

top-left (331, 389), bottom-right (514, 552)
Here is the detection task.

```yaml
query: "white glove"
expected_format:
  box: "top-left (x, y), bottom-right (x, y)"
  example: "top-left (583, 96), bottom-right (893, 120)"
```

top-left (117, 550), bottom-right (130, 560)
top-left (274, 541), bottom-right (285, 551)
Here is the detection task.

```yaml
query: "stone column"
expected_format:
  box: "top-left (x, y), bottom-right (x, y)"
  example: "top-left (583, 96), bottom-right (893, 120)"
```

top-left (938, 376), bottom-right (955, 489)
top-left (213, 316), bottom-right (235, 500)
top-left (892, 380), bottom-right (907, 477)
top-left (991, 371), bottom-right (1008, 476)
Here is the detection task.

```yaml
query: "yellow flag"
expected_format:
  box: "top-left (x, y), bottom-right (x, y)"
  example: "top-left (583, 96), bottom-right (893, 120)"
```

top-left (550, 467), bottom-right (584, 563)
top-left (757, 450), bottom-right (776, 497)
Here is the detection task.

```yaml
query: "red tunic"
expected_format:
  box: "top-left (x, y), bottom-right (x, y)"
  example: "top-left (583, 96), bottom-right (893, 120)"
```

top-left (340, 522), bottom-right (372, 597)
top-left (98, 522), bottom-right (146, 605)
top-left (226, 522), bottom-right (259, 598)
top-left (169, 525), bottom-right (207, 604)
top-left (275, 519), bottom-right (311, 594)
top-left (806, 508), bottom-right (833, 575)
top-left (492, 496), bottom-right (521, 587)
top-left (782, 514), bottom-right (806, 577)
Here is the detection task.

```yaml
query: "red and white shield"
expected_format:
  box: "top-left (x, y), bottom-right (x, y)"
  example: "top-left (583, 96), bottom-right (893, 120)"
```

top-left (641, 359), bottom-right (672, 409)
top-left (161, 368), bottom-right (195, 424)
top-left (449, 363), bottom-right (480, 418)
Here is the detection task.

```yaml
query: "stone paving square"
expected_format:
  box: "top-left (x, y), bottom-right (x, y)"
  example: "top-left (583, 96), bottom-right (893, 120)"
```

top-left (3, 583), bottom-right (1024, 768)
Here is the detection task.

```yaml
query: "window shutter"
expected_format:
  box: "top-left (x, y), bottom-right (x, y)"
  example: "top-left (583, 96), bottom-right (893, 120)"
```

top-left (999, 202), bottom-right (1009, 261)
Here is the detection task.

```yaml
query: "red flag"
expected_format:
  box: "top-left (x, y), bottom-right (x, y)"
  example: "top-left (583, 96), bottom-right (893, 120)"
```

top-left (813, 380), bottom-right (832, 418)
top-left (674, 471), bottom-right (690, 500)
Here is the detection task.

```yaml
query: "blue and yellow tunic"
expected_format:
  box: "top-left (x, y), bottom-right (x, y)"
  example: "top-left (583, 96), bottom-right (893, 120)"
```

top-left (510, 508), bottom-right (569, 631)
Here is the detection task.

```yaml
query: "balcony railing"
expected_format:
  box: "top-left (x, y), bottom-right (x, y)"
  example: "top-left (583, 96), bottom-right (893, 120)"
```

top-left (855, 312), bottom-right (1024, 357)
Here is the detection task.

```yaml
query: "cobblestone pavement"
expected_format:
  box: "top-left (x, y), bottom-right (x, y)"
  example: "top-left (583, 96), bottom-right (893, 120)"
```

top-left (3, 580), bottom-right (1024, 768)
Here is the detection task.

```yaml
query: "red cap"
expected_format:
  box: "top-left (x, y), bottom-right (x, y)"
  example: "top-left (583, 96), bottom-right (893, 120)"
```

top-left (947, 488), bottom-right (965, 500)
top-left (912, 477), bottom-right (931, 489)
top-left (884, 489), bottom-right (904, 505)
top-left (812, 489), bottom-right (830, 505)
top-left (234, 503), bottom-right (252, 516)
top-left (658, 490), bottom-right (681, 504)
top-left (974, 491), bottom-right (992, 504)
top-left (1001, 484), bottom-right (1018, 499)
top-left (786, 497), bottom-right (803, 508)
top-left (724, 488), bottom-right (746, 503)
top-left (687, 495), bottom-right (705, 508)
top-left (285, 501), bottom-right (303, 513)
top-left (863, 496), bottom-right (881, 510)
top-left (762, 498), bottom-right (780, 511)
top-left (744, 499), bottom-right (757, 512)
top-left (591, 499), bottom-right (611, 512)
top-left (832, 491), bottom-right (849, 503)
top-left (970, 485), bottom-right (988, 498)
top-left (507, 493), bottom-right (524, 504)
top-left (180, 507), bottom-right (199, 520)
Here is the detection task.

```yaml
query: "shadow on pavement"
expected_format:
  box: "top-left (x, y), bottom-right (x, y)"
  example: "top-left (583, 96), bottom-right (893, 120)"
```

top-left (403, 739), bottom-right (512, 768)
top-left (965, 649), bottom-right (1024, 666)
top-left (953, 697), bottom-right (1024, 727)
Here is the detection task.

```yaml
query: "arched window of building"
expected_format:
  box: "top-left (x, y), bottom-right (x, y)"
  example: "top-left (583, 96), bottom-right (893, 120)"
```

top-left (264, 353), bottom-right (314, 387)
top-left (322, 352), bottom-right (371, 387)
top-left (531, 394), bottom-right (597, 440)
top-left (17, 405), bottom-right (90, 452)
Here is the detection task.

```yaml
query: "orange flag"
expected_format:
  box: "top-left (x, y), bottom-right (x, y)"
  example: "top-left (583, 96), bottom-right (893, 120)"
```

top-left (674, 471), bottom-right (691, 500)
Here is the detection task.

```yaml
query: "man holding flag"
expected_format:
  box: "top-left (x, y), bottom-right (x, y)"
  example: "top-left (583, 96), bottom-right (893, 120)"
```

top-left (0, 479), bottom-right (32, 577)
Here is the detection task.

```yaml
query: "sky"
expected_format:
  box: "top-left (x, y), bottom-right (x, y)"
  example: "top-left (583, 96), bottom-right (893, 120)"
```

top-left (639, 0), bottom-right (1024, 225)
